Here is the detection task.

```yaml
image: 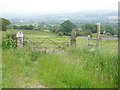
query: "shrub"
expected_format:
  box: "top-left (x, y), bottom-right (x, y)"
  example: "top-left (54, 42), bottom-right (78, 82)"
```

top-left (29, 51), bottom-right (45, 61)
top-left (76, 30), bottom-right (92, 37)
top-left (2, 33), bottom-right (17, 49)
top-left (58, 32), bottom-right (64, 36)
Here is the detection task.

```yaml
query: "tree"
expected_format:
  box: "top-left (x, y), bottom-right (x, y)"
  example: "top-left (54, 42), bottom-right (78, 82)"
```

top-left (13, 25), bottom-right (19, 29)
top-left (1, 18), bottom-right (11, 31)
top-left (59, 20), bottom-right (76, 35)
top-left (16, 25), bottom-right (34, 30)
top-left (50, 26), bottom-right (59, 32)
top-left (28, 25), bottom-right (34, 30)
top-left (105, 25), bottom-right (114, 35)
top-left (76, 30), bottom-right (92, 37)
top-left (82, 24), bottom-right (97, 33)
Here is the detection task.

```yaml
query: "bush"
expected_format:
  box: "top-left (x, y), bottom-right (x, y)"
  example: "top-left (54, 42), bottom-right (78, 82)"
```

top-left (29, 51), bottom-right (45, 61)
top-left (2, 33), bottom-right (17, 49)
top-left (58, 32), bottom-right (64, 36)
top-left (76, 30), bottom-right (92, 37)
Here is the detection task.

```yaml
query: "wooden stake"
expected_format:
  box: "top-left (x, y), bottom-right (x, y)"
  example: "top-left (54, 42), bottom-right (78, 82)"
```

top-left (96, 23), bottom-right (100, 48)
top-left (87, 35), bottom-right (90, 46)
top-left (71, 29), bottom-right (76, 48)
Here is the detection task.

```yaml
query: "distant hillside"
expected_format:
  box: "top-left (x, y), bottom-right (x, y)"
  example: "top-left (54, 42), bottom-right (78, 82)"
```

top-left (1, 10), bottom-right (118, 25)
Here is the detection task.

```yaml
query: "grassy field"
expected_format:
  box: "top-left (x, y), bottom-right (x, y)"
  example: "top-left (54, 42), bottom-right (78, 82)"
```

top-left (2, 29), bottom-right (118, 88)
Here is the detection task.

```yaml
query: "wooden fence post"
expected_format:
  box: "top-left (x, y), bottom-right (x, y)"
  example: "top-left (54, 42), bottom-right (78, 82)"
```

top-left (71, 29), bottom-right (76, 48)
top-left (87, 35), bottom-right (90, 46)
top-left (96, 23), bottom-right (100, 48)
top-left (16, 31), bottom-right (23, 48)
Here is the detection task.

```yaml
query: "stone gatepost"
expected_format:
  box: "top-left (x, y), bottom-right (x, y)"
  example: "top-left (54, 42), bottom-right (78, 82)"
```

top-left (16, 31), bottom-right (23, 48)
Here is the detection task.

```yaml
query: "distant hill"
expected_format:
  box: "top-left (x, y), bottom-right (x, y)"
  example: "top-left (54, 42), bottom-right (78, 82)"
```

top-left (0, 10), bottom-right (118, 25)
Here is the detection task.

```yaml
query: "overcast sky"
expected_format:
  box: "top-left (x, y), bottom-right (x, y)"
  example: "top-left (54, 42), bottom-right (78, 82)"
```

top-left (0, 0), bottom-right (119, 14)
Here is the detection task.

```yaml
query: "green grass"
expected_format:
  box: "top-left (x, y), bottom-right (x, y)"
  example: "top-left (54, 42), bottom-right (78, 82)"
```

top-left (2, 47), bottom-right (118, 88)
top-left (38, 48), bottom-right (117, 88)
top-left (2, 29), bottom-right (118, 88)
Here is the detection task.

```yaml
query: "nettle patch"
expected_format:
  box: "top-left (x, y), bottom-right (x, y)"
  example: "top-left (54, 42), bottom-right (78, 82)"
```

top-left (2, 33), bottom-right (17, 49)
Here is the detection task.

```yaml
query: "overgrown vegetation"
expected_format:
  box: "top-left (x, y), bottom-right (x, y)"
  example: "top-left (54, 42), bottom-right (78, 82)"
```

top-left (2, 47), bottom-right (118, 88)
top-left (2, 33), bottom-right (16, 49)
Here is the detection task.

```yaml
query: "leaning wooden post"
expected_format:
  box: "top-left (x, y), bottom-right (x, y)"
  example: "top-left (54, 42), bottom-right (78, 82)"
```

top-left (71, 29), bottom-right (76, 48)
top-left (87, 35), bottom-right (90, 46)
top-left (96, 23), bottom-right (100, 48)
top-left (16, 31), bottom-right (23, 48)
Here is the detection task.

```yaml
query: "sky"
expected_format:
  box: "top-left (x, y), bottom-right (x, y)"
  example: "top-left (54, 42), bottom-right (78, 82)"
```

top-left (0, 0), bottom-right (119, 14)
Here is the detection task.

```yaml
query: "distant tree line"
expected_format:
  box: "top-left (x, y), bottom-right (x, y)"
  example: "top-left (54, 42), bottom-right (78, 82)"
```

top-left (50, 22), bottom-right (118, 36)
top-left (2, 18), bottom-right (117, 36)
top-left (13, 25), bottom-right (34, 30)
top-left (12, 23), bottom-right (53, 31)
top-left (78, 24), bottom-right (118, 36)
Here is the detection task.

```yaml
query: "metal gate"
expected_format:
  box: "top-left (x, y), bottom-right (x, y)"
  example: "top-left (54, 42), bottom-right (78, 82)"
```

top-left (24, 36), bottom-right (71, 51)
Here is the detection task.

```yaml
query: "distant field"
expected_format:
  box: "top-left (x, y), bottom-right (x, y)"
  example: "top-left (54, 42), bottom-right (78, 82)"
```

top-left (2, 29), bottom-right (57, 37)
top-left (2, 29), bottom-right (118, 88)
